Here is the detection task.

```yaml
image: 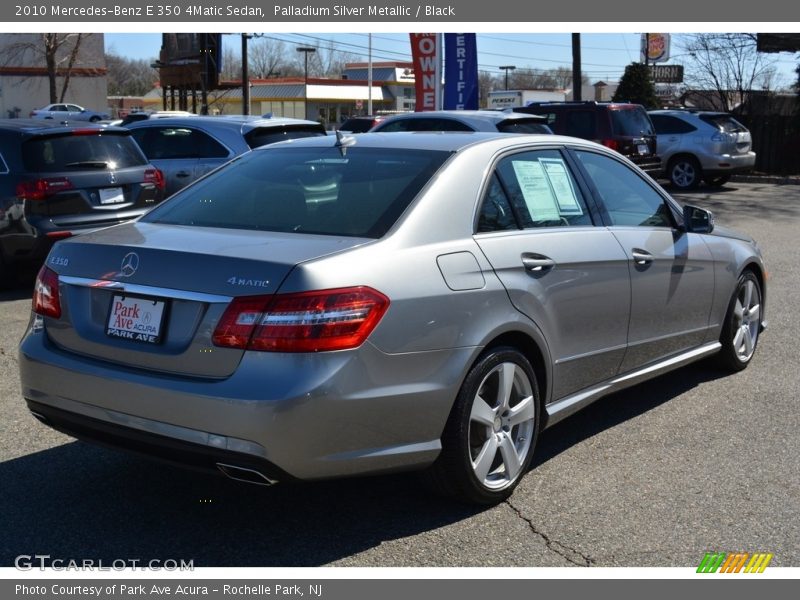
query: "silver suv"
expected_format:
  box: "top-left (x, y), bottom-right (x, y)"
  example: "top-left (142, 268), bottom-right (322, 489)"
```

top-left (649, 110), bottom-right (756, 189)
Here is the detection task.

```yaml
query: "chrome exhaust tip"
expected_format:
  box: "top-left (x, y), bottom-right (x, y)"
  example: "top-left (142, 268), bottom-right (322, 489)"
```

top-left (29, 410), bottom-right (48, 423)
top-left (216, 463), bottom-right (278, 486)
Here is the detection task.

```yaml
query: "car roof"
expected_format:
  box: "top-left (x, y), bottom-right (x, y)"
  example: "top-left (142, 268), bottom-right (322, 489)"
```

top-left (253, 130), bottom-right (579, 153)
top-left (0, 118), bottom-right (125, 136)
top-left (379, 110), bottom-right (545, 123)
top-left (126, 115), bottom-right (322, 131)
top-left (649, 109), bottom-right (730, 117)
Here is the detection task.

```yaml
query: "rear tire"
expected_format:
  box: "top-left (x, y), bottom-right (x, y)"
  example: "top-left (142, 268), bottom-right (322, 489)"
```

top-left (716, 271), bottom-right (762, 372)
top-left (668, 156), bottom-right (701, 190)
top-left (424, 347), bottom-right (540, 505)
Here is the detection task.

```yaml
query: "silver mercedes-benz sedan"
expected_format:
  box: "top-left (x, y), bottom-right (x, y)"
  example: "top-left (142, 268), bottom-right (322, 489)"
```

top-left (19, 132), bottom-right (766, 505)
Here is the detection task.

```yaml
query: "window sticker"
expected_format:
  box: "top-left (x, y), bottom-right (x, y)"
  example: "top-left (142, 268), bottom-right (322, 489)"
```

top-left (511, 160), bottom-right (560, 221)
top-left (540, 158), bottom-right (583, 215)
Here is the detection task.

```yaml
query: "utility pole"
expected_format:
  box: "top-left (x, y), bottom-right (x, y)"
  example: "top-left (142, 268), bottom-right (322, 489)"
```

top-left (296, 46), bottom-right (316, 121)
top-left (242, 34), bottom-right (251, 115)
top-left (572, 33), bottom-right (582, 102)
top-left (499, 65), bottom-right (516, 91)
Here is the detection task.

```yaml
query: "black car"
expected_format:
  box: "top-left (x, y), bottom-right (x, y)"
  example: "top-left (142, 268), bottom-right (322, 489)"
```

top-left (513, 101), bottom-right (661, 176)
top-left (0, 119), bottom-right (165, 284)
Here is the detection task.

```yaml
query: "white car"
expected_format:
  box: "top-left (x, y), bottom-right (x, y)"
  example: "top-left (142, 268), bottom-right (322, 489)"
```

top-left (30, 103), bottom-right (110, 122)
top-left (649, 110), bottom-right (756, 189)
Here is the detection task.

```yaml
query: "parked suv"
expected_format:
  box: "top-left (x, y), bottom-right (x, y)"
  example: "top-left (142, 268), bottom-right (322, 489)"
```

top-left (0, 119), bottom-right (165, 284)
top-left (648, 109), bottom-right (756, 189)
top-left (127, 115), bottom-right (326, 196)
top-left (513, 102), bottom-right (660, 176)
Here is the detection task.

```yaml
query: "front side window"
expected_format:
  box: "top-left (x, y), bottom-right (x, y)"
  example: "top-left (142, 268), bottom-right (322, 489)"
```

top-left (142, 146), bottom-right (450, 239)
top-left (575, 150), bottom-right (672, 228)
top-left (478, 149), bottom-right (593, 231)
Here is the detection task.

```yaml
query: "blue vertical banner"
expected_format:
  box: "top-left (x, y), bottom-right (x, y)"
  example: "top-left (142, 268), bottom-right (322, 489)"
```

top-left (444, 33), bottom-right (479, 110)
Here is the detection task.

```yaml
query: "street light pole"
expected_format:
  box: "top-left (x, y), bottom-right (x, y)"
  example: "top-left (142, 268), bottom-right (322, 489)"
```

top-left (296, 46), bottom-right (316, 121)
top-left (499, 65), bottom-right (516, 91)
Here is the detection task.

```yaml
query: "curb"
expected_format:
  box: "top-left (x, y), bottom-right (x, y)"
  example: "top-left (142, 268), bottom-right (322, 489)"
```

top-left (731, 174), bottom-right (800, 185)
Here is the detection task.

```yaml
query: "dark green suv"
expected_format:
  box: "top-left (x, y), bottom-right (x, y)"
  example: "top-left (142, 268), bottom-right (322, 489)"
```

top-left (514, 101), bottom-right (661, 176)
top-left (0, 119), bottom-right (165, 285)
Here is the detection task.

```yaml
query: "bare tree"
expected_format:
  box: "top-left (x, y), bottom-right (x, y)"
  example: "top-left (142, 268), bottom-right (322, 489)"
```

top-left (290, 41), bottom-right (362, 78)
top-left (105, 52), bottom-right (158, 96)
top-left (248, 37), bottom-right (289, 79)
top-left (681, 33), bottom-right (777, 112)
top-left (219, 45), bottom-right (242, 82)
top-left (508, 67), bottom-right (588, 91)
top-left (0, 33), bottom-right (94, 102)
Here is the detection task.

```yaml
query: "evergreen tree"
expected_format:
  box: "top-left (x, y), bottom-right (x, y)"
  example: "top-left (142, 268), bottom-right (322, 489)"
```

top-left (612, 62), bottom-right (659, 109)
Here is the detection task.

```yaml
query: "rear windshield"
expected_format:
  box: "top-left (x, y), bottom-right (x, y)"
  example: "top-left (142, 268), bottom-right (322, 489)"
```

top-left (609, 108), bottom-right (655, 136)
top-left (244, 125), bottom-right (326, 149)
top-left (22, 132), bottom-right (147, 172)
top-left (142, 146), bottom-right (450, 238)
top-left (699, 114), bottom-right (748, 133)
top-left (496, 120), bottom-right (553, 134)
top-left (340, 119), bottom-right (376, 133)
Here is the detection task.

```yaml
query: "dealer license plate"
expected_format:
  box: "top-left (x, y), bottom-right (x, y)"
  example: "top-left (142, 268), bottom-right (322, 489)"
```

top-left (106, 295), bottom-right (166, 344)
top-left (99, 187), bottom-right (124, 204)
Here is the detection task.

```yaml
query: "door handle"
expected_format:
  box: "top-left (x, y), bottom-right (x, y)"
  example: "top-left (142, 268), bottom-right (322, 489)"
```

top-left (521, 255), bottom-right (556, 272)
top-left (631, 249), bottom-right (653, 265)
top-left (176, 171), bottom-right (191, 178)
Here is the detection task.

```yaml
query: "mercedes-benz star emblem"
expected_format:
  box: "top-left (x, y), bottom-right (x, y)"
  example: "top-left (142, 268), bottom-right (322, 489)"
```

top-left (109, 172), bottom-right (117, 184)
top-left (120, 252), bottom-right (139, 278)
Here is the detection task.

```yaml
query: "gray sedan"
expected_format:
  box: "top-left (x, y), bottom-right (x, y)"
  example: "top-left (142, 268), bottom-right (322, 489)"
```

top-left (19, 132), bottom-right (766, 504)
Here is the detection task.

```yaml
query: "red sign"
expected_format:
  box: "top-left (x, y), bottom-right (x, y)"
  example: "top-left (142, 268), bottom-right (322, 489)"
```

top-left (409, 34), bottom-right (438, 112)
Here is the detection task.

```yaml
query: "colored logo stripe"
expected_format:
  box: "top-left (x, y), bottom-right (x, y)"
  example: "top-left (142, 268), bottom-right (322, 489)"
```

top-left (697, 552), bottom-right (773, 573)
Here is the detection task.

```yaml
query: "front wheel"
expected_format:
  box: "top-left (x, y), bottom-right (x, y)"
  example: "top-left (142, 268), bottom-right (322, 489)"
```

top-left (89, 116), bottom-right (101, 123)
top-left (716, 271), bottom-right (762, 371)
top-left (425, 347), bottom-right (540, 505)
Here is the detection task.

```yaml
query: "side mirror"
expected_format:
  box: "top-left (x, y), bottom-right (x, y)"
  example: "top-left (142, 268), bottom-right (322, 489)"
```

top-left (683, 205), bottom-right (715, 234)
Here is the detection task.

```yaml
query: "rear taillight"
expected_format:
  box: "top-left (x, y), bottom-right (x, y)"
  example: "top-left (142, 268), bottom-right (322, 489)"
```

top-left (16, 177), bottom-right (74, 201)
top-left (212, 287), bottom-right (390, 353)
top-left (144, 168), bottom-right (165, 191)
top-left (600, 139), bottom-right (620, 151)
top-left (33, 266), bottom-right (61, 319)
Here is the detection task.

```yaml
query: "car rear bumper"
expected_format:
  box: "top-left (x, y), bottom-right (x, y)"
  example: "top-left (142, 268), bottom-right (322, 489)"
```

top-left (699, 151), bottom-right (756, 175)
top-left (19, 322), bottom-right (473, 481)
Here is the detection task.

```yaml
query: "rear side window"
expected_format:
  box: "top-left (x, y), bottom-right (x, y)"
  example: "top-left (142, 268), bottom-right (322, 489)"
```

top-left (377, 118), bottom-right (472, 132)
top-left (650, 114), bottom-right (697, 135)
top-left (496, 120), bottom-right (552, 134)
top-left (142, 146), bottom-right (450, 239)
top-left (565, 111), bottom-right (597, 138)
top-left (21, 133), bottom-right (148, 172)
top-left (699, 114), bottom-right (748, 133)
top-left (486, 149), bottom-right (593, 229)
top-left (130, 127), bottom-right (229, 160)
top-left (244, 125), bottom-right (326, 149)
top-left (609, 108), bottom-right (655, 136)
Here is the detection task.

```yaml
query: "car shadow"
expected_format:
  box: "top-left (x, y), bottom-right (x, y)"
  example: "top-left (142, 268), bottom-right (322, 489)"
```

top-left (2, 361), bottom-right (729, 567)
top-left (533, 361), bottom-right (728, 468)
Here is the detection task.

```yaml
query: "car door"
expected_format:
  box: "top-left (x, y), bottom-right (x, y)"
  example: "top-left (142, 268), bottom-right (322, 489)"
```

top-left (473, 148), bottom-right (631, 401)
top-left (571, 148), bottom-right (715, 372)
top-left (130, 126), bottom-right (231, 196)
top-left (650, 114), bottom-right (697, 164)
top-left (66, 104), bottom-right (84, 120)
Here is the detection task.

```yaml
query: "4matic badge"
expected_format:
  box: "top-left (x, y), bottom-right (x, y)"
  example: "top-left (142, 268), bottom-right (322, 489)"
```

top-left (227, 276), bottom-right (270, 288)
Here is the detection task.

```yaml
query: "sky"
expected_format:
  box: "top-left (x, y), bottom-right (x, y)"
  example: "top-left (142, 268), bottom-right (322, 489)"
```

top-left (105, 32), bottom-right (800, 87)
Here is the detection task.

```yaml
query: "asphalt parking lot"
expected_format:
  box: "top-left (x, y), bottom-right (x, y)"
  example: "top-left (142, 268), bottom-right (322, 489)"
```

top-left (0, 181), bottom-right (797, 568)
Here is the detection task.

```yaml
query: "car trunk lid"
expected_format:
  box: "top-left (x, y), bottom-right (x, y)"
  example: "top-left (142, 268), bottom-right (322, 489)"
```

top-left (43, 222), bottom-right (370, 378)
